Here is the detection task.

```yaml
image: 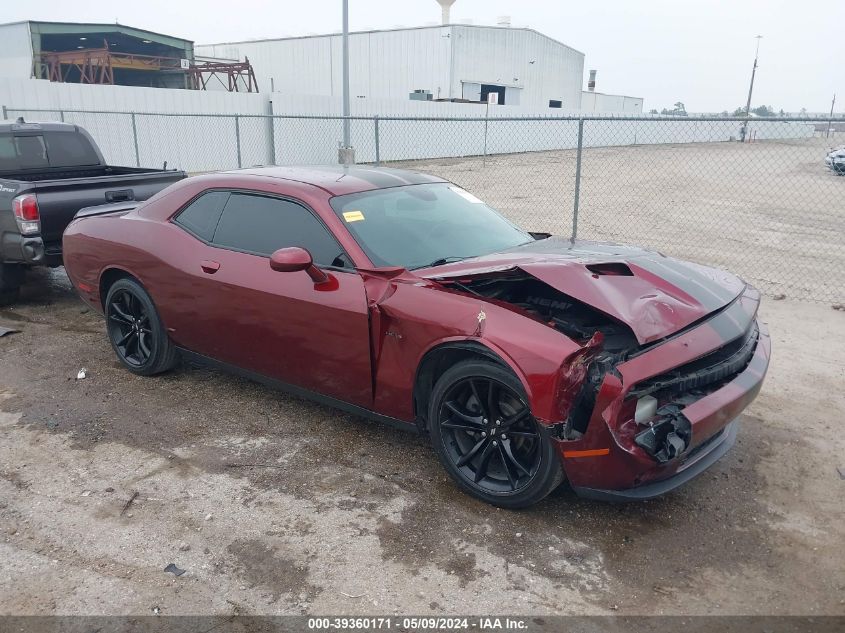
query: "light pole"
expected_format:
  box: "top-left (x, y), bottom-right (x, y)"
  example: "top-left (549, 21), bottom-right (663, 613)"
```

top-left (741, 35), bottom-right (762, 142)
top-left (827, 93), bottom-right (837, 139)
top-left (339, 0), bottom-right (354, 164)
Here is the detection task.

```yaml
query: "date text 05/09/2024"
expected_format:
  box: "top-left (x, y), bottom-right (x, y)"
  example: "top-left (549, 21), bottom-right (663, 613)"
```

top-left (307, 617), bottom-right (529, 630)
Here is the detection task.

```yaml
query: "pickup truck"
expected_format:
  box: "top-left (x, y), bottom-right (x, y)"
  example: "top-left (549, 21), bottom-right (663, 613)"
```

top-left (0, 118), bottom-right (186, 305)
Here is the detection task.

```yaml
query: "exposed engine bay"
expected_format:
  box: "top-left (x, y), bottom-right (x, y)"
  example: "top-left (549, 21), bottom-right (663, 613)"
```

top-left (443, 272), bottom-right (640, 353)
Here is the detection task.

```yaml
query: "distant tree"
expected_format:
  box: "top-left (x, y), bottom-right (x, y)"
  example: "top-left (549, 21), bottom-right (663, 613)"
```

top-left (732, 106), bottom-right (745, 116)
top-left (648, 108), bottom-right (659, 115)
top-left (658, 102), bottom-right (688, 116)
top-left (720, 110), bottom-right (730, 117)
top-left (778, 109), bottom-right (785, 116)
top-left (752, 105), bottom-right (774, 117)
top-left (799, 107), bottom-right (808, 116)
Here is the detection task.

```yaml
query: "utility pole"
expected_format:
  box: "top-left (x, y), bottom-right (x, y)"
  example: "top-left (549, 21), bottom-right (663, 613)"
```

top-left (827, 93), bottom-right (837, 139)
top-left (339, 0), bottom-right (354, 164)
top-left (741, 35), bottom-right (762, 143)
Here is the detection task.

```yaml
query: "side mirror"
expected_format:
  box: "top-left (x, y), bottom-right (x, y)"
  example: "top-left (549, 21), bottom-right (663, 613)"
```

top-left (269, 247), bottom-right (329, 284)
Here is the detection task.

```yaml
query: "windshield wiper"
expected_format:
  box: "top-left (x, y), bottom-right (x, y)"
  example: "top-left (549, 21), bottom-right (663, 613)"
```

top-left (415, 256), bottom-right (469, 269)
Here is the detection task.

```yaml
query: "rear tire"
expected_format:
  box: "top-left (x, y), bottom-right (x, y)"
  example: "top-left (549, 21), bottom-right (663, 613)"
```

top-left (428, 360), bottom-right (564, 509)
top-left (104, 278), bottom-right (178, 376)
top-left (0, 264), bottom-right (24, 307)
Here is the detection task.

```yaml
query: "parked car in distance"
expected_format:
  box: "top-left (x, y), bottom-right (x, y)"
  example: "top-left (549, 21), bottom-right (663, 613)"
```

top-left (63, 166), bottom-right (770, 507)
top-left (0, 118), bottom-right (186, 304)
top-left (824, 145), bottom-right (845, 174)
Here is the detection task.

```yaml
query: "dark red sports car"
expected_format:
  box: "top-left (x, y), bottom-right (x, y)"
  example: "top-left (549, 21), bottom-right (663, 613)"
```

top-left (63, 166), bottom-right (770, 507)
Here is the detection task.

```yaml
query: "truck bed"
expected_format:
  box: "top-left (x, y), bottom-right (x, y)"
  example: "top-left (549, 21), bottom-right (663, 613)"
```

top-left (0, 165), bottom-right (170, 183)
top-left (0, 166), bottom-right (185, 252)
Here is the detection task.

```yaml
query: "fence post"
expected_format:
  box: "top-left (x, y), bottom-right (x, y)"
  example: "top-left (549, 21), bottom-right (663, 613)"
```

top-left (482, 102), bottom-right (490, 166)
top-left (1, 105), bottom-right (6, 120)
top-left (267, 102), bottom-right (277, 166)
top-left (374, 115), bottom-right (380, 166)
top-left (572, 117), bottom-right (584, 242)
top-left (131, 113), bottom-right (140, 167)
top-left (235, 115), bottom-right (242, 168)
top-left (59, 110), bottom-right (65, 122)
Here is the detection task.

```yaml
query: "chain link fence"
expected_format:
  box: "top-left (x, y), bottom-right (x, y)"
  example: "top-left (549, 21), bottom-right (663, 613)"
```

top-left (4, 106), bottom-right (843, 303)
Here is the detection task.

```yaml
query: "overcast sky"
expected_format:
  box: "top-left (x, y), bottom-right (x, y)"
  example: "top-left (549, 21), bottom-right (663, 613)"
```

top-left (4, 0), bottom-right (843, 112)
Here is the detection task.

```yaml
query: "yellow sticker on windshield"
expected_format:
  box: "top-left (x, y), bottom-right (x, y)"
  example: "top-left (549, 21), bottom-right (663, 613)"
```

top-left (343, 210), bottom-right (365, 222)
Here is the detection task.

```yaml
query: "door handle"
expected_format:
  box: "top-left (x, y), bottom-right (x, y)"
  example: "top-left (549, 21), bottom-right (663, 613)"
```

top-left (105, 189), bottom-right (134, 202)
top-left (201, 260), bottom-right (221, 274)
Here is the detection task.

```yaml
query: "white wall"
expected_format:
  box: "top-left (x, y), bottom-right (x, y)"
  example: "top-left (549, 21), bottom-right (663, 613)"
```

top-left (0, 77), bottom-right (813, 172)
top-left (0, 22), bottom-right (34, 80)
top-left (0, 78), bottom-right (272, 171)
top-left (581, 91), bottom-right (644, 113)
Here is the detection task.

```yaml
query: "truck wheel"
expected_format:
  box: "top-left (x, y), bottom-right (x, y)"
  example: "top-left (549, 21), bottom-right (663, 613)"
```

top-left (428, 360), bottom-right (564, 509)
top-left (104, 278), bottom-right (178, 376)
top-left (0, 264), bottom-right (24, 307)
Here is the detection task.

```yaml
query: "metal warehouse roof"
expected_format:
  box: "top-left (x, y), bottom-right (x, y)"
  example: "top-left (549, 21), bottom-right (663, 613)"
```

top-left (2, 20), bottom-right (194, 47)
top-left (200, 23), bottom-right (584, 57)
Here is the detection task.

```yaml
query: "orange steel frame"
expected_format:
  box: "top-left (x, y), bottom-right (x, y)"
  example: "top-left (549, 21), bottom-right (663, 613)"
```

top-left (36, 42), bottom-right (258, 92)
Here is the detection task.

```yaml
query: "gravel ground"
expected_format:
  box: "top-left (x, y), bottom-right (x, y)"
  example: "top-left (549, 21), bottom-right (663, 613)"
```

top-left (0, 268), bottom-right (843, 616)
top-left (396, 137), bottom-right (845, 303)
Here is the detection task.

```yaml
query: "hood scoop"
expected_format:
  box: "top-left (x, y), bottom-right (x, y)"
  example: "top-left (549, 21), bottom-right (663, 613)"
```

top-left (586, 262), bottom-right (634, 277)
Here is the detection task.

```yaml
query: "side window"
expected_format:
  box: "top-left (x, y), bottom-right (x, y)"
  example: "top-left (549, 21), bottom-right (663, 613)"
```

top-left (43, 131), bottom-right (101, 167)
top-left (212, 193), bottom-right (348, 268)
top-left (173, 191), bottom-right (230, 241)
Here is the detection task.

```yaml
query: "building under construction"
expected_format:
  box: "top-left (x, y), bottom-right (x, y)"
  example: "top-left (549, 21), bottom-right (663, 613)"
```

top-left (0, 20), bottom-right (258, 92)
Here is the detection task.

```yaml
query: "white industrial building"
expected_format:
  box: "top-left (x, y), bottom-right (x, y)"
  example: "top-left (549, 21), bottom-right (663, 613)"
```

top-left (196, 22), bottom-right (643, 113)
top-left (0, 11), bottom-right (643, 115)
top-left (197, 23), bottom-right (592, 110)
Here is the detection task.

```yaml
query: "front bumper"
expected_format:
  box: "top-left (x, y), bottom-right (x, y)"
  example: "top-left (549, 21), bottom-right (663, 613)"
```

top-left (556, 286), bottom-right (770, 500)
top-left (571, 419), bottom-right (738, 500)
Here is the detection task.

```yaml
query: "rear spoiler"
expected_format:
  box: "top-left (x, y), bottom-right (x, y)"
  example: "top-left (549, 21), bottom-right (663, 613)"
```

top-left (74, 201), bottom-right (139, 219)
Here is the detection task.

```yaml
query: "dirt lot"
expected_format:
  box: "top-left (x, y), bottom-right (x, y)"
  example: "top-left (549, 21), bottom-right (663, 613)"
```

top-left (399, 137), bottom-right (845, 303)
top-left (1, 268), bottom-right (843, 616)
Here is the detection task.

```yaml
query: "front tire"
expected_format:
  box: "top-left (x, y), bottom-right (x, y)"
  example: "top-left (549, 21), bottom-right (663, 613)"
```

top-left (428, 360), bottom-right (563, 508)
top-left (104, 278), bottom-right (178, 376)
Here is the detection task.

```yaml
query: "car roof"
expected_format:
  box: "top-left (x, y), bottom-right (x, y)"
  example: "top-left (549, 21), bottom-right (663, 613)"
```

top-left (231, 165), bottom-right (447, 196)
top-left (0, 119), bottom-right (81, 133)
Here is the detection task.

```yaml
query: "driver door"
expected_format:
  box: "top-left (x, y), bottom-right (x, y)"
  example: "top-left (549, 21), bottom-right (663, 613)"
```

top-left (167, 191), bottom-right (372, 408)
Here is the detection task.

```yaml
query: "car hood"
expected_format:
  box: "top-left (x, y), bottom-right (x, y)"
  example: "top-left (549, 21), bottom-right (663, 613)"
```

top-left (419, 238), bottom-right (747, 344)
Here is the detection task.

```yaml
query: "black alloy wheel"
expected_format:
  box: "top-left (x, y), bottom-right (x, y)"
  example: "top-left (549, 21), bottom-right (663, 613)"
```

top-left (108, 288), bottom-right (153, 367)
top-left (104, 278), bottom-right (178, 376)
top-left (429, 360), bottom-right (563, 508)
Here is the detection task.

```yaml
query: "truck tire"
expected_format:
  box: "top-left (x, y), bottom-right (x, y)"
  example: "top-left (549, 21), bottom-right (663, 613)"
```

top-left (0, 264), bottom-right (24, 307)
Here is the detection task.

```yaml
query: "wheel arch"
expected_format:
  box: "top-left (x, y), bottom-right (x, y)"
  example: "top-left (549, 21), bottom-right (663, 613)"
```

top-left (412, 339), bottom-right (532, 431)
top-left (98, 266), bottom-right (141, 307)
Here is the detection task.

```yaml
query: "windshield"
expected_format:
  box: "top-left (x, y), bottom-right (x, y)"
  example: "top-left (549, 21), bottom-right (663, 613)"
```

top-left (329, 183), bottom-right (532, 269)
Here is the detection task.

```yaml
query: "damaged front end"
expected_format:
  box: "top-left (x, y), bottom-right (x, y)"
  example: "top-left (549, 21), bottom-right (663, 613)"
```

top-left (436, 264), bottom-right (770, 499)
top-left (633, 404), bottom-right (691, 464)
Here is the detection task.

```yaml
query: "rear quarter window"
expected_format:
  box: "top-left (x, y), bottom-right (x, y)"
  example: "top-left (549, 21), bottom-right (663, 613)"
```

top-left (173, 191), bottom-right (230, 241)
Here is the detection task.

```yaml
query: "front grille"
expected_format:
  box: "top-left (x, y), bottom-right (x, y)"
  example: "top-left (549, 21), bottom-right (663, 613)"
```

top-left (629, 323), bottom-right (759, 399)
